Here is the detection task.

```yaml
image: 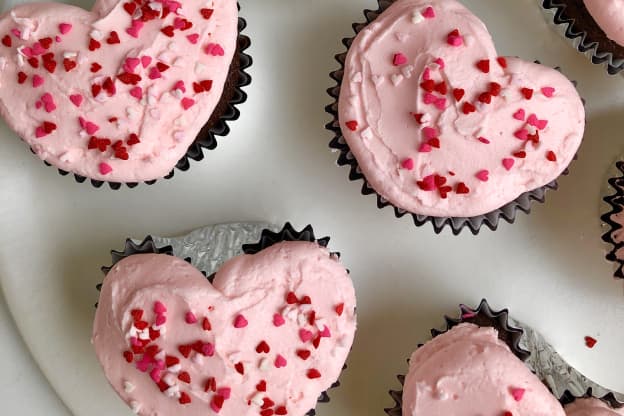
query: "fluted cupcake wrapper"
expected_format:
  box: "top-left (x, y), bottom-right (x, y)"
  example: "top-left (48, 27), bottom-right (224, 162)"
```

top-left (384, 299), bottom-right (529, 416)
top-left (601, 160), bottom-right (624, 280)
top-left (540, 0), bottom-right (624, 75)
top-left (35, 3), bottom-right (252, 190)
top-left (559, 389), bottom-right (624, 410)
top-left (97, 222), bottom-right (347, 416)
top-left (326, 0), bottom-right (578, 235)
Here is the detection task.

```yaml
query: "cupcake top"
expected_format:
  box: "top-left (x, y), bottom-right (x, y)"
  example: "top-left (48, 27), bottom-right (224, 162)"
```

top-left (583, 0), bottom-right (624, 47)
top-left (338, 0), bottom-right (585, 217)
top-left (0, 0), bottom-right (238, 182)
top-left (402, 323), bottom-right (566, 416)
top-left (565, 398), bottom-right (624, 416)
top-left (93, 241), bottom-right (357, 416)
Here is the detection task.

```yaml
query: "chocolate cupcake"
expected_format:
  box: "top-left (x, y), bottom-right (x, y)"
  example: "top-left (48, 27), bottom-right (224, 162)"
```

top-left (541, 1), bottom-right (624, 75)
top-left (601, 161), bottom-right (624, 279)
top-left (93, 223), bottom-right (356, 416)
top-left (327, 0), bottom-right (585, 234)
top-left (0, 0), bottom-right (251, 189)
top-left (385, 300), bottom-right (566, 416)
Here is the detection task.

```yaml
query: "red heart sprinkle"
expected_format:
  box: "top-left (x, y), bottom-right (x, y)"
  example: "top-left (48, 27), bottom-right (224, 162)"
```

top-left (123, 2), bottom-right (136, 15)
top-left (275, 406), bottom-right (288, 415)
top-left (127, 133), bottom-right (140, 145)
top-left (478, 92), bottom-right (492, 104)
top-left (179, 392), bottom-right (191, 405)
top-left (546, 151), bottom-right (557, 162)
top-left (202, 317), bottom-right (212, 331)
top-left (585, 336), bottom-right (597, 348)
top-left (307, 310), bottom-right (316, 325)
top-left (90, 62), bottom-right (102, 73)
top-left (300, 295), bottom-right (312, 305)
top-left (123, 351), bottom-right (133, 363)
top-left (256, 380), bottom-right (267, 392)
top-left (286, 291), bottom-right (298, 304)
top-left (157, 62), bottom-right (170, 72)
top-left (205, 377), bottom-right (217, 392)
top-left (497, 57), bottom-right (508, 68)
top-left (130, 309), bottom-right (143, 321)
top-left (161, 26), bottom-right (175, 37)
top-left (43, 59), bottom-right (57, 74)
top-left (345, 120), bottom-right (358, 131)
top-left (200, 80), bottom-right (213, 91)
top-left (455, 182), bottom-right (470, 194)
top-left (17, 72), bottom-right (27, 84)
top-left (178, 371), bottom-right (191, 384)
top-left (234, 362), bottom-right (245, 375)
top-left (39, 37), bottom-right (53, 49)
top-left (452, 88), bottom-right (464, 101)
top-left (420, 79), bottom-right (435, 93)
top-left (462, 102), bottom-right (476, 114)
top-left (297, 349), bottom-right (311, 360)
top-left (193, 82), bottom-right (204, 94)
top-left (489, 82), bottom-right (502, 96)
top-left (1, 35), bottom-right (11, 47)
top-left (178, 345), bottom-right (192, 358)
top-left (434, 81), bottom-right (447, 95)
top-left (476, 59), bottom-right (490, 73)
top-left (513, 151), bottom-right (526, 159)
top-left (106, 31), bottom-right (120, 44)
top-left (335, 303), bottom-right (345, 316)
top-left (260, 410), bottom-right (274, 416)
top-left (211, 395), bottom-right (224, 411)
top-left (312, 334), bottom-right (321, 349)
top-left (117, 72), bottom-right (142, 85)
top-left (262, 398), bottom-right (275, 409)
top-left (63, 58), bottom-right (77, 72)
top-left (27, 57), bottom-right (39, 68)
top-left (307, 369), bottom-right (321, 379)
top-left (88, 38), bottom-right (101, 51)
top-left (256, 340), bottom-right (270, 354)
top-left (521, 88), bottom-right (533, 100)
top-left (200, 8), bottom-right (214, 19)
top-left (43, 121), bottom-right (57, 133)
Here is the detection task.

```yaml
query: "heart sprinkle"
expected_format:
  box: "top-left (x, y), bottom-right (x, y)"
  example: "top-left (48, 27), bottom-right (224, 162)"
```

top-left (510, 387), bottom-right (526, 402)
top-left (584, 336), bottom-right (597, 348)
top-left (234, 314), bottom-right (248, 328)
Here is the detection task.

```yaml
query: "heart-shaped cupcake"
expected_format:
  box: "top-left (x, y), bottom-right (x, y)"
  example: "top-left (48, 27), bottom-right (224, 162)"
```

top-left (0, 0), bottom-right (238, 183)
top-left (93, 241), bottom-right (357, 416)
top-left (336, 0), bottom-right (585, 218)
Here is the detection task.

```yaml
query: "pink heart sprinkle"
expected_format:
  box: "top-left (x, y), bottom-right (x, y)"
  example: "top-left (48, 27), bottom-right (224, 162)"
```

top-left (476, 170), bottom-right (489, 182)
top-left (186, 33), bottom-right (199, 44)
top-left (69, 94), bottom-right (83, 107)
top-left (527, 114), bottom-right (538, 127)
top-left (150, 368), bottom-right (161, 383)
top-left (541, 87), bottom-right (555, 98)
top-left (148, 67), bottom-right (161, 80)
top-left (233, 314), bottom-right (248, 328)
top-left (181, 97), bottom-right (195, 110)
top-left (154, 301), bottom-right (167, 314)
top-left (423, 67), bottom-right (431, 81)
top-left (11, 29), bottom-right (21, 38)
top-left (447, 35), bottom-right (463, 47)
top-left (273, 314), bottom-right (285, 327)
top-left (185, 311), bottom-right (197, 324)
top-left (433, 57), bottom-right (445, 69)
top-left (31, 42), bottom-right (45, 55)
top-left (320, 325), bottom-right (331, 338)
top-left (141, 56), bottom-right (152, 68)
top-left (35, 101), bottom-right (42, 109)
top-left (85, 122), bottom-right (99, 135)
top-left (155, 360), bottom-right (165, 370)
top-left (55, 36), bottom-right (62, 42)
top-left (124, 57), bottom-right (140, 73)
top-left (434, 97), bottom-right (447, 110)
top-left (126, 20), bottom-right (144, 38)
top-left (44, 102), bottom-right (56, 113)
top-left (418, 143), bottom-right (432, 153)
top-left (21, 47), bottom-right (34, 58)
top-left (205, 43), bottom-right (224, 56)
top-left (513, 109), bottom-right (525, 121)
top-left (217, 388), bottom-right (231, 399)
top-left (421, 6), bottom-right (435, 18)
top-left (129, 86), bottom-right (143, 99)
top-left (274, 354), bottom-right (287, 368)
top-left (136, 361), bottom-right (149, 372)
top-left (423, 93), bottom-right (436, 105)
top-left (401, 158), bottom-right (414, 170)
top-left (202, 343), bottom-right (215, 357)
top-left (514, 129), bottom-right (528, 140)
top-left (155, 314), bottom-right (166, 326)
top-left (99, 162), bottom-right (113, 175)
top-left (41, 93), bottom-right (53, 103)
top-left (32, 75), bottom-right (44, 88)
top-left (173, 17), bottom-right (186, 29)
top-left (393, 52), bottom-right (408, 66)
top-left (536, 119), bottom-right (548, 130)
top-left (299, 329), bottom-right (314, 342)
top-left (173, 80), bottom-right (186, 93)
top-left (511, 387), bottom-right (526, 401)
top-left (422, 126), bottom-right (438, 139)
top-left (59, 23), bottom-right (72, 35)
top-left (35, 126), bottom-right (46, 138)
top-left (502, 158), bottom-right (515, 171)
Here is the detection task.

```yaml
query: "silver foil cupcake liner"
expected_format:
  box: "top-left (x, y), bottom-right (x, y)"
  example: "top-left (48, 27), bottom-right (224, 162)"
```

top-left (384, 299), bottom-right (623, 416)
top-left (326, 0), bottom-right (579, 235)
top-left (601, 160), bottom-right (624, 279)
top-left (97, 222), bottom-right (347, 416)
top-left (540, 0), bottom-right (624, 75)
top-left (35, 3), bottom-right (252, 190)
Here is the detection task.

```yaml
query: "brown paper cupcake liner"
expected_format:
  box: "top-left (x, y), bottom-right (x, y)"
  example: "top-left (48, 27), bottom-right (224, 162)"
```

top-left (326, 0), bottom-right (578, 235)
top-left (97, 223), bottom-right (346, 416)
top-left (541, 0), bottom-right (624, 75)
top-left (34, 4), bottom-right (251, 190)
top-left (384, 299), bottom-right (529, 416)
top-left (601, 160), bottom-right (624, 279)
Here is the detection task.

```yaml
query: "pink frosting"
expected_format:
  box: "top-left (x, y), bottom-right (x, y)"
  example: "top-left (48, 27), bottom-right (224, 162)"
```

top-left (402, 323), bottom-right (566, 416)
top-left (0, 0), bottom-right (237, 182)
top-left (338, 0), bottom-right (585, 217)
top-left (92, 242), bottom-right (357, 416)
top-left (584, 0), bottom-right (624, 47)
top-left (565, 398), bottom-right (624, 416)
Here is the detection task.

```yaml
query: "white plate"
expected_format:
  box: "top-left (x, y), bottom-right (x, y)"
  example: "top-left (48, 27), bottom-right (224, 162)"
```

top-left (1, 0), bottom-right (624, 414)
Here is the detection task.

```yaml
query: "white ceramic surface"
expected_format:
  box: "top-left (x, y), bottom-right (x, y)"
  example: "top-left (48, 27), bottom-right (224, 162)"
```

top-left (1, 0), bottom-right (624, 414)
